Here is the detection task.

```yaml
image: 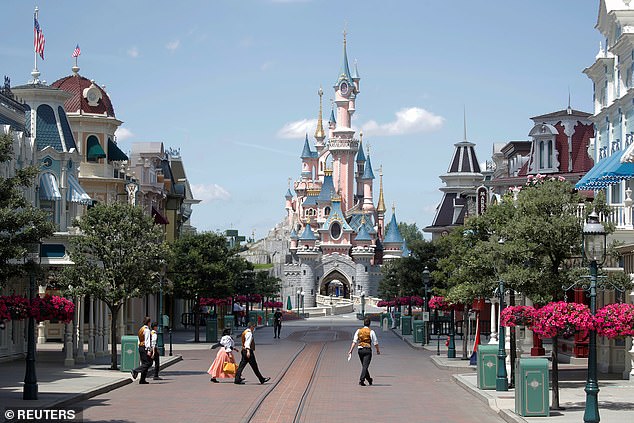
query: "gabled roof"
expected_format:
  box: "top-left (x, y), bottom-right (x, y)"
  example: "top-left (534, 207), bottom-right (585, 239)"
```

top-left (320, 198), bottom-right (353, 232)
top-left (531, 109), bottom-right (592, 120)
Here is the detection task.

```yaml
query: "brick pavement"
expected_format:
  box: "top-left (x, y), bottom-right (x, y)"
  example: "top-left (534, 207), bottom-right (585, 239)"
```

top-left (74, 321), bottom-right (505, 423)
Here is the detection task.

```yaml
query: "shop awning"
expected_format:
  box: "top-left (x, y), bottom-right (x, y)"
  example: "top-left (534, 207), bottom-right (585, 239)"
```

top-left (67, 175), bottom-right (92, 205)
top-left (575, 149), bottom-right (633, 190)
top-left (39, 173), bottom-right (62, 201)
top-left (152, 206), bottom-right (169, 225)
top-left (107, 138), bottom-right (128, 162)
top-left (86, 137), bottom-right (106, 160)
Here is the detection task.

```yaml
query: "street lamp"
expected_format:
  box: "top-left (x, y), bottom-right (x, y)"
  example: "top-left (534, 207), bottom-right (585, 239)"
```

top-left (496, 238), bottom-right (508, 392)
top-left (296, 289), bottom-right (301, 317)
top-left (361, 291), bottom-right (366, 318)
top-left (23, 242), bottom-right (40, 400)
top-left (582, 211), bottom-right (607, 423)
top-left (301, 290), bottom-right (305, 316)
top-left (422, 266), bottom-right (431, 346)
top-left (157, 263), bottom-right (166, 356)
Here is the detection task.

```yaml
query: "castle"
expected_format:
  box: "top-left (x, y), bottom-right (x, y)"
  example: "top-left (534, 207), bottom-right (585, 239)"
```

top-left (281, 35), bottom-right (405, 309)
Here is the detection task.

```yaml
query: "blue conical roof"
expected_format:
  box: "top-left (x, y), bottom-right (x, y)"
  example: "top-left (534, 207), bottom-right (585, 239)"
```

top-left (299, 223), bottom-right (316, 241)
top-left (301, 134), bottom-right (314, 159)
top-left (356, 140), bottom-right (366, 163)
top-left (355, 222), bottom-right (371, 241)
top-left (384, 212), bottom-right (404, 244)
top-left (335, 39), bottom-right (354, 86)
top-left (351, 60), bottom-right (360, 80)
top-left (317, 173), bottom-right (336, 202)
top-left (290, 228), bottom-right (299, 239)
top-left (285, 188), bottom-right (293, 199)
top-left (362, 155), bottom-right (375, 179)
top-left (329, 108), bottom-right (336, 124)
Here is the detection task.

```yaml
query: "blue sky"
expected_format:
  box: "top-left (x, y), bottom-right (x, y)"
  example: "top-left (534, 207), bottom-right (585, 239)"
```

top-left (1, 1), bottom-right (601, 239)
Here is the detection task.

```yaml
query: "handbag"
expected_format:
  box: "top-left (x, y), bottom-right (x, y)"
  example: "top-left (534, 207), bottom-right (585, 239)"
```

top-left (223, 361), bottom-right (237, 374)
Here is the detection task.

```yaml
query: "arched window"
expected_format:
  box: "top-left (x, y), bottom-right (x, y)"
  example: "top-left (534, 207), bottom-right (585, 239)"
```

top-left (547, 140), bottom-right (553, 168)
top-left (324, 206), bottom-right (331, 216)
top-left (86, 135), bottom-right (106, 162)
top-left (539, 141), bottom-right (545, 169)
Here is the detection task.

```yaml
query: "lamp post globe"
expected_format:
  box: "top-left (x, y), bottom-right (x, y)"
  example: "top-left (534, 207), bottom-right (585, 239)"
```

top-left (581, 210), bottom-right (606, 423)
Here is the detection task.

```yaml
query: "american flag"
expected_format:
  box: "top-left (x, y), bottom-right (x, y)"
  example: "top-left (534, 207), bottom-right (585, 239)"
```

top-left (34, 17), bottom-right (45, 60)
top-left (72, 44), bottom-right (81, 58)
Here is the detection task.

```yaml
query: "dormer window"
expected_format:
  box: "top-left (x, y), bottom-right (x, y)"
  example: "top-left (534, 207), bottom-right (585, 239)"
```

top-left (538, 140), bottom-right (554, 170)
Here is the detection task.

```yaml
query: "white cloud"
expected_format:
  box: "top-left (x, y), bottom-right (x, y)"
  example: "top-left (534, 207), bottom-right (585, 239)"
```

top-left (191, 183), bottom-right (231, 202)
top-left (276, 118), bottom-right (317, 139)
top-left (361, 107), bottom-right (444, 136)
top-left (115, 127), bottom-right (134, 141)
top-left (127, 47), bottom-right (139, 58)
top-left (166, 40), bottom-right (180, 52)
top-left (260, 61), bottom-right (275, 71)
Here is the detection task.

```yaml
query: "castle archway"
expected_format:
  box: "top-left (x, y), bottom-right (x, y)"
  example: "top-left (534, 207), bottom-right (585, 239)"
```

top-left (320, 270), bottom-right (351, 299)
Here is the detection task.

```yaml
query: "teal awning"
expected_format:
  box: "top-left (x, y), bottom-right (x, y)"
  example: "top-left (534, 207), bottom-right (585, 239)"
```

top-left (107, 138), bottom-right (128, 162)
top-left (575, 149), bottom-right (634, 190)
top-left (39, 173), bottom-right (62, 201)
top-left (67, 175), bottom-right (92, 205)
top-left (86, 136), bottom-right (106, 160)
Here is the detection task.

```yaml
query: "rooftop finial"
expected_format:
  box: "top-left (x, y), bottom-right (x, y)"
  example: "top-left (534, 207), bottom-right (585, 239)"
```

top-left (315, 86), bottom-right (325, 140)
top-left (377, 165), bottom-right (386, 213)
top-left (463, 105), bottom-right (467, 142)
top-left (392, 202), bottom-right (396, 214)
top-left (567, 87), bottom-right (572, 115)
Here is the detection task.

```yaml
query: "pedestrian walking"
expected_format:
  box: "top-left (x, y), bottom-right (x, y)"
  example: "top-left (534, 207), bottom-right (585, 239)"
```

top-left (273, 307), bottom-right (283, 338)
top-left (131, 316), bottom-right (153, 384)
top-left (234, 321), bottom-right (270, 385)
top-left (347, 317), bottom-right (380, 386)
top-left (150, 322), bottom-right (162, 380)
top-left (208, 328), bottom-right (240, 383)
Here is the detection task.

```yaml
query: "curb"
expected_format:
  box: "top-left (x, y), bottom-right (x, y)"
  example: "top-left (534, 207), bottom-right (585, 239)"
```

top-left (44, 354), bottom-right (183, 410)
top-left (429, 355), bottom-right (476, 372)
top-left (453, 374), bottom-right (526, 423)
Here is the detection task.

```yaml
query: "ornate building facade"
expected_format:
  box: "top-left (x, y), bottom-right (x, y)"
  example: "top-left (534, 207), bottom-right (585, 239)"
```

top-left (282, 36), bottom-right (405, 308)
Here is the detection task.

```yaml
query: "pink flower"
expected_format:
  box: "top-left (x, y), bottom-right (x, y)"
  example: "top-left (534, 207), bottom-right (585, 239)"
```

top-left (595, 303), bottom-right (634, 339)
top-left (532, 301), bottom-right (594, 339)
top-left (500, 305), bottom-right (535, 327)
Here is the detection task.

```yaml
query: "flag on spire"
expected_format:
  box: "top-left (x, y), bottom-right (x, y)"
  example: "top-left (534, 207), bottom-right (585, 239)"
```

top-left (72, 44), bottom-right (81, 58)
top-left (34, 16), bottom-right (45, 60)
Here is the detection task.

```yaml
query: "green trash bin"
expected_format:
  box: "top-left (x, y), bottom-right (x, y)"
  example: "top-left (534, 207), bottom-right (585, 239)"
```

top-left (476, 345), bottom-right (498, 390)
top-left (394, 312), bottom-right (401, 328)
top-left (248, 310), bottom-right (258, 325)
top-left (120, 335), bottom-right (139, 372)
top-left (205, 317), bottom-right (218, 343)
top-left (224, 315), bottom-right (235, 333)
top-left (412, 320), bottom-right (424, 342)
top-left (401, 315), bottom-right (412, 335)
top-left (515, 358), bottom-right (549, 417)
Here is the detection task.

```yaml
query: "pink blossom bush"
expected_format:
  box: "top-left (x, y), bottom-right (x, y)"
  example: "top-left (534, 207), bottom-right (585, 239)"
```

top-left (595, 303), bottom-right (634, 339)
top-left (532, 301), bottom-right (594, 339)
top-left (500, 305), bottom-right (535, 327)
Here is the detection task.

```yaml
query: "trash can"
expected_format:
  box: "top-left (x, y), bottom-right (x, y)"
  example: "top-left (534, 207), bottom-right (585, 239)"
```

top-left (120, 335), bottom-right (139, 372)
top-left (248, 310), bottom-right (258, 325)
top-left (224, 315), bottom-right (235, 333)
top-left (515, 358), bottom-right (549, 417)
top-left (476, 345), bottom-right (498, 390)
top-left (412, 320), bottom-right (424, 343)
top-left (205, 317), bottom-right (218, 343)
top-left (401, 315), bottom-right (412, 335)
top-left (394, 312), bottom-right (401, 328)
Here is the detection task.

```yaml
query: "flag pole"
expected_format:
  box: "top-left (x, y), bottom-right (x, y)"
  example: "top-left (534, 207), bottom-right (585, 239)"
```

top-left (32, 7), bottom-right (40, 84)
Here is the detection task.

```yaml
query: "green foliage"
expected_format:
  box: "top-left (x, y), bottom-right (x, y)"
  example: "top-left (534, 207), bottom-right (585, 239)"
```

top-left (0, 131), bottom-right (54, 285)
top-left (396, 222), bottom-right (424, 246)
top-left (379, 238), bottom-right (438, 299)
top-left (254, 271), bottom-right (282, 300)
top-left (59, 202), bottom-right (168, 307)
top-left (170, 231), bottom-right (250, 300)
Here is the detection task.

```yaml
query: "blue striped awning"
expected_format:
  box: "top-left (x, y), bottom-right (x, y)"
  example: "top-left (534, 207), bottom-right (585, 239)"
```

top-left (575, 148), bottom-right (634, 190)
top-left (67, 175), bottom-right (92, 205)
top-left (39, 173), bottom-right (62, 201)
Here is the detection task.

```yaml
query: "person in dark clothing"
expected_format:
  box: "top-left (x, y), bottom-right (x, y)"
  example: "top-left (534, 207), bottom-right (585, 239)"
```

top-left (150, 322), bottom-right (162, 380)
top-left (273, 308), bottom-right (283, 338)
top-left (131, 316), bottom-right (153, 384)
top-left (234, 321), bottom-right (270, 385)
top-left (347, 317), bottom-right (380, 386)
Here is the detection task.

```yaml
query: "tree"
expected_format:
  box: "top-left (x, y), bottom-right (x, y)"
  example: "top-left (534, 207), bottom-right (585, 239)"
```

top-left (59, 202), bottom-right (168, 370)
top-left (254, 271), bottom-right (282, 301)
top-left (0, 131), bottom-right (54, 285)
top-left (397, 222), bottom-right (424, 246)
top-left (170, 232), bottom-right (248, 341)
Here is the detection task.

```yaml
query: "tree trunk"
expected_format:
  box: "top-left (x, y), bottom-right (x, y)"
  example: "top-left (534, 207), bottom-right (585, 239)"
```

top-left (551, 335), bottom-right (561, 410)
top-left (194, 297), bottom-right (200, 343)
top-left (108, 304), bottom-right (121, 370)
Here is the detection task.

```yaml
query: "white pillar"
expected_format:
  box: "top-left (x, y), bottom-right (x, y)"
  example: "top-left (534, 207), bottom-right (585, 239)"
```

top-left (625, 188), bottom-right (633, 230)
top-left (488, 299), bottom-right (498, 345)
top-left (63, 321), bottom-right (74, 367)
top-left (37, 284), bottom-right (46, 344)
top-left (87, 296), bottom-right (95, 361)
top-left (76, 296), bottom-right (85, 363)
top-left (95, 301), bottom-right (104, 357)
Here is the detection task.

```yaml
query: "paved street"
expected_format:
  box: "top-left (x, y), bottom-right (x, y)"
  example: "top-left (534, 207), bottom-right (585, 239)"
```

top-left (74, 317), bottom-right (505, 423)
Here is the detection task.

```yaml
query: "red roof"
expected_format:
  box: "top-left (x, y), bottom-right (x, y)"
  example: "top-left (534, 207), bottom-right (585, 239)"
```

top-left (51, 74), bottom-right (116, 118)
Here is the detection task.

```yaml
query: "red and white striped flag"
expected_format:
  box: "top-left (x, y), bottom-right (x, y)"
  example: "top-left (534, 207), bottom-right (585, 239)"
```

top-left (72, 44), bottom-right (81, 58)
top-left (34, 16), bottom-right (45, 60)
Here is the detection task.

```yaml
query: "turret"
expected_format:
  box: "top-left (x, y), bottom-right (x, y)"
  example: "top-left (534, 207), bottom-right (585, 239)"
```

top-left (356, 131), bottom-right (366, 199)
top-left (314, 87), bottom-right (326, 149)
top-left (362, 150), bottom-right (375, 213)
top-left (351, 59), bottom-right (360, 93)
top-left (383, 206), bottom-right (404, 261)
top-left (376, 166), bottom-right (386, 239)
top-left (300, 134), bottom-right (317, 180)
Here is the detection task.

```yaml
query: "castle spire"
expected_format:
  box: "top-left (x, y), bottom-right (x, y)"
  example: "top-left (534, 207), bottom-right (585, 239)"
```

top-left (377, 165), bottom-right (386, 213)
top-left (335, 28), bottom-right (353, 85)
top-left (315, 86), bottom-right (326, 140)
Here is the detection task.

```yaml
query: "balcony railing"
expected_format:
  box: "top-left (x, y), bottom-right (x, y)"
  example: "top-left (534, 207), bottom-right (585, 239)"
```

top-left (577, 200), bottom-right (633, 230)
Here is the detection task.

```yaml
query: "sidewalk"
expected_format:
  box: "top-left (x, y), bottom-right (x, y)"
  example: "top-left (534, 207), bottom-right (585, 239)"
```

top-left (391, 326), bottom-right (634, 422)
top-left (0, 342), bottom-right (184, 410)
